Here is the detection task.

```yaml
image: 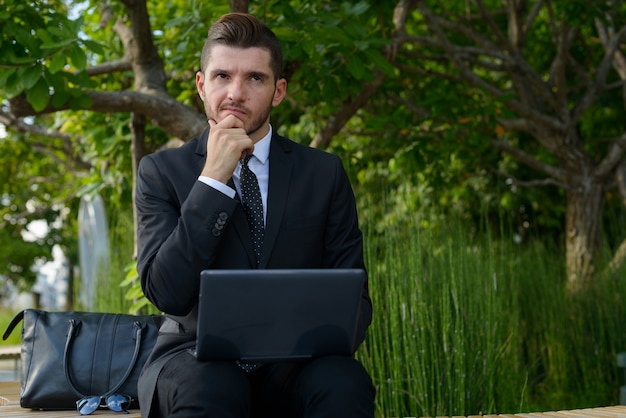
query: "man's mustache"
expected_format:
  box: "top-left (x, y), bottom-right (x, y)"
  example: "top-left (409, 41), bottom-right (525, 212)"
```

top-left (219, 102), bottom-right (249, 113)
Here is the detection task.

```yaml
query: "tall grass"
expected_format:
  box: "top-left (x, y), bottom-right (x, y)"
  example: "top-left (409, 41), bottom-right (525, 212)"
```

top-left (83, 207), bottom-right (136, 313)
top-left (68, 201), bottom-right (626, 416)
top-left (357, 217), bottom-right (626, 417)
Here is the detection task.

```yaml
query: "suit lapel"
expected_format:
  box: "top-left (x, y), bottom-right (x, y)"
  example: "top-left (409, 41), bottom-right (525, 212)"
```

top-left (193, 127), bottom-right (209, 174)
top-left (259, 135), bottom-right (294, 268)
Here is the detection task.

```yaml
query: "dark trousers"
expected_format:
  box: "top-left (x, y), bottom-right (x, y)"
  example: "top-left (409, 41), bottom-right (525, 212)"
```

top-left (153, 350), bottom-right (375, 418)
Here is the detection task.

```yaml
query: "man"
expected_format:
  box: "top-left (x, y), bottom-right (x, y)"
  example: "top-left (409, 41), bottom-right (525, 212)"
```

top-left (135, 12), bottom-right (374, 418)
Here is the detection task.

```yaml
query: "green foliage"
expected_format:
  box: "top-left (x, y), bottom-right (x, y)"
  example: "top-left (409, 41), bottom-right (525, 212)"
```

top-left (359, 214), bottom-right (626, 416)
top-left (0, 0), bottom-right (96, 111)
top-left (0, 307), bottom-right (21, 346)
top-left (0, 129), bottom-right (75, 291)
top-left (262, 1), bottom-right (396, 140)
top-left (87, 205), bottom-right (157, 315)
top-left (2, 3), bottom-right (626, 413)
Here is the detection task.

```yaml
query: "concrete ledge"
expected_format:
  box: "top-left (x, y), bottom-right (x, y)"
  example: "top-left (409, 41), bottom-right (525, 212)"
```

top-left (0, 381), bottom-right (141, 417)
top-left (2, 379), bottom-right (626, 417)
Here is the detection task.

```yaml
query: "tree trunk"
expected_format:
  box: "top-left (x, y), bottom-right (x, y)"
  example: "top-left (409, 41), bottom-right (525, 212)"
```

top-left (229, 0), bottom-right (249, 13)
top-left (565, 180), bottom-right (604, 292)
top-left (131, 112), bottom-right (146, 261)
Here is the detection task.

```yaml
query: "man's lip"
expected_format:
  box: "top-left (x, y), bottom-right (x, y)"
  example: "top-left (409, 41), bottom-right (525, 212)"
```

top-left (221, 108), bottom-right (246, 116)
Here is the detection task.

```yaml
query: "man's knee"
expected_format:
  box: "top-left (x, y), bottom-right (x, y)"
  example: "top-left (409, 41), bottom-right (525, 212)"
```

top-left (157, 355), bottom-right (252, 417)
top-left (297, 356), bottom-right (375, 413)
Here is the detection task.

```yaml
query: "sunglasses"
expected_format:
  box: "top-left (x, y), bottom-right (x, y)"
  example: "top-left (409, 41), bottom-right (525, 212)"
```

top-left (76, 393), bottom-right (133, 415)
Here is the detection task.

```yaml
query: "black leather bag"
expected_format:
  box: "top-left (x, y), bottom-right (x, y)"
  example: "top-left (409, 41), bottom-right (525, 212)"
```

top-left (2, 309), bottom-right (160, 410)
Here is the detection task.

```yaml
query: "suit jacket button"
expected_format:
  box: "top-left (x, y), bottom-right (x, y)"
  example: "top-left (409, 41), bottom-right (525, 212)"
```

top-left (218, 211), bottom-right (228, 221)
top-left (211, 228), bottom-right (221, 237)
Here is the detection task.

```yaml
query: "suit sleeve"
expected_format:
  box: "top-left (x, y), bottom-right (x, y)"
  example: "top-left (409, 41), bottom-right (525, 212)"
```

top-left (323, 156), bottom-right (372, 348)
top-left (135, 154), bottom-right (238, 316)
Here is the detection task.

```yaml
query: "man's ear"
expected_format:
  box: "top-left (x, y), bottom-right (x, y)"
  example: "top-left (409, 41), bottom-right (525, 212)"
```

top-left (196, 71), bottom-right (205, 101)
top-left (272, 78), bottom-right (287, 107)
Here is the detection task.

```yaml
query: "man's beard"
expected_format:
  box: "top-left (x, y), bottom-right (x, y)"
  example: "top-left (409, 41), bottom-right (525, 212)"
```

top-left (207, 99), bottom-right (273, 137)
top-left (244, 105), bottom-right (271, 137)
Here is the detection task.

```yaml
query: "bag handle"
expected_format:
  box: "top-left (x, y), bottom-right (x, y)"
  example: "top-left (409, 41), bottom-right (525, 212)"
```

top-left (63, 317), bottom-right (146, 398)
top-left (2, 310), bottom-right (25, 341)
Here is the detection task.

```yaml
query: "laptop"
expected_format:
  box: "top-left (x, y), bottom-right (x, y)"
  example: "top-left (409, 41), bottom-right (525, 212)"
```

top-left (194, 269), bottom-right (365, 362)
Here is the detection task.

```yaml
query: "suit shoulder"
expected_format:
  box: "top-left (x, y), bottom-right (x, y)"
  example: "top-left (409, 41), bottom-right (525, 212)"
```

top-left (274, 133), bottom-right (341, 163)
top-left (140, 133), bottom-right (204, 170)
top-left (149, 136), bottom-right (200, 159)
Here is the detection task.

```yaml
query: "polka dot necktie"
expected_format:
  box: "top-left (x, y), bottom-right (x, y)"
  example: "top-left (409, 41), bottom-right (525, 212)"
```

top-left (240, 154), bottom-right (264, 266)
top-left (238, 155), bottom-right (264, 372)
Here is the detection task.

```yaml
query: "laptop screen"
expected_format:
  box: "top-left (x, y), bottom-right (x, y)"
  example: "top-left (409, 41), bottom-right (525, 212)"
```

top-left (194, 269), bottom-right (365, 362)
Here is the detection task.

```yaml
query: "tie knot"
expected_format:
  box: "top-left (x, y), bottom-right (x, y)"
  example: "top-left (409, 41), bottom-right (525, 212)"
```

top-left (243, 154), bottom-right (253, 166)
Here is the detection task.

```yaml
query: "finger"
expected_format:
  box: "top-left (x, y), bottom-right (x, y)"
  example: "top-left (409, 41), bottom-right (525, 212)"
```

top-left (219, 114), bottom-right (245, 129)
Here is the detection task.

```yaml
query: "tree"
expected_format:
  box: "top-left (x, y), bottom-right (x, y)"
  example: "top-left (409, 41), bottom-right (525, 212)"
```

top-left (383, 0), bottom-right (626, 291)
top-left (0, 0), bottom-right (405, 294)
top-left (3, 0), bottom-right (626, 293)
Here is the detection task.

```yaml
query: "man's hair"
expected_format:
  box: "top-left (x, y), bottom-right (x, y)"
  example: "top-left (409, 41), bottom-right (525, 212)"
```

top-left (200, 13), bottom-right (283, 81)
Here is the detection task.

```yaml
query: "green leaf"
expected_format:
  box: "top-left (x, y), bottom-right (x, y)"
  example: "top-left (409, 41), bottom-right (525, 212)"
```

top-left (81, 39), bottom-right (105, 55)
top-left (350, 1), bottom-right (370, 16)
top-left (21, 65), bottom-right (41, 89)
top-left (164, 15), bottom-right (193, 29)
top-left (35, 28), bottom-right (54, 45)
top-left (346, 54), bottom-right (366, 80)
top-left (10, 56), bottom-right (39, 65)
top-left (364, 49), bottom-right (396, 76)
top-left (67, 43), bottom-right (87, 71)
top-left (25, 77), bottom-right (50, 112)
top-left (0, 67), bottom-right (17, 88)
top-left (51, 88), bottom-right (70, 108)
top-left (40, 38), bottom-right (74, 50)
top-left (49, 53), bottom-right (66, 74)
top-left (4, 70), bottom-right (24, 97)
top-left (47, 24), bottom-right (71, 39)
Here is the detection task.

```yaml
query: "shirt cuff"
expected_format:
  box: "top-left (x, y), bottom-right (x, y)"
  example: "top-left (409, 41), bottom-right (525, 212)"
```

top-left (198, 176), bottom-right (236, 199)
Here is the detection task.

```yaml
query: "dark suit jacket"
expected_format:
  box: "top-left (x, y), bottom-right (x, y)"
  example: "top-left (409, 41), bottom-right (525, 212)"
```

top-left (135, 127), bottom-right (372, 416)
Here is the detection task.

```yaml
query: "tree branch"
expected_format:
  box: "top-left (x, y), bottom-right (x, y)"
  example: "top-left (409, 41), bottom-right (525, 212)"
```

top-left (0, 111), bottom-right (93, 171)
top-left (310, 0), bottom-right (416, 148)
top-left (85, 59), bottom-right (132, 76)
top-left (118, 0), bottom-right (167, 94)
top-left (415, 1), bottom-right (565, 135)
top-left (595, 141), bottom-right (625, 178)
top-left (490, 167), bottom-right (566, 189)
top-left (491, 138), bottom-right (567, 182)
top-left (572, 26), bottom-right (626, 122)
top-left (9, 90), bottom-right (206, 142)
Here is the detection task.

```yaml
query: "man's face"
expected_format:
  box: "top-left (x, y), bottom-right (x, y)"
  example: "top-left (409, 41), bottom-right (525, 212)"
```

top-left (196, 45), bottom-right (286, 142)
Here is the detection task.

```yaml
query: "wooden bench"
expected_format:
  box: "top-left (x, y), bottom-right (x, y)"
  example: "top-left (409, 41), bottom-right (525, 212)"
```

top-left (0, 381), bottom-right (141, 417)
top-left (3, 379), bottom-right (626, 417)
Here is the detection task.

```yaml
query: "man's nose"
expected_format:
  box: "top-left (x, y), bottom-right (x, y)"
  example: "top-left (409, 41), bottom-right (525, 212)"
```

top-left (227, 78), bottom-right (246, 101)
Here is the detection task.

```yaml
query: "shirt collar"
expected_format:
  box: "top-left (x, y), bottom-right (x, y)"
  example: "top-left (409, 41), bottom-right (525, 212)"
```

top-left (252, 125), bottom-right (272, 165)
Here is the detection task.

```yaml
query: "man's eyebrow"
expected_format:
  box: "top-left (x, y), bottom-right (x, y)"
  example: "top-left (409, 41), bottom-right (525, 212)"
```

top-left (248, 70), bottom-right (271, 80)
top-left (209, 68), bottom-right (229, 76)
top-left (208, 68), bottom-right (271, 79)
